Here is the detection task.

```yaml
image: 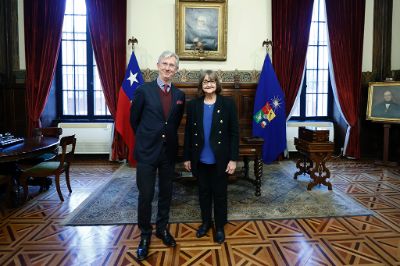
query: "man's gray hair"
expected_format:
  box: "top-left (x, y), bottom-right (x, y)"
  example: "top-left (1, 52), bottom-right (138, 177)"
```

top-left (158, 50), bottom-right (180, 69)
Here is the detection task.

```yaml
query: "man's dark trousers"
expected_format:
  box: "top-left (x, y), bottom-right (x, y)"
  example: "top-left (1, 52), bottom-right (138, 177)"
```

top-left (136, 145), bottom-right (174, 237)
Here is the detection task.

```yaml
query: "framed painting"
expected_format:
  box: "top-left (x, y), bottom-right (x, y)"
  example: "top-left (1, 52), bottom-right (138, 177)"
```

top-left (366, 82), bottom-right (400, 123)
top-left (175, 0), bottom-right (227, 61)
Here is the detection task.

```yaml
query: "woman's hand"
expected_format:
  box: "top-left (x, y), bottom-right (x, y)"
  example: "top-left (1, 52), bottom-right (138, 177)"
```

top-left (225, 161), bottom-right (236, 175)
top-left (184, 161), bottom-right (191, 172)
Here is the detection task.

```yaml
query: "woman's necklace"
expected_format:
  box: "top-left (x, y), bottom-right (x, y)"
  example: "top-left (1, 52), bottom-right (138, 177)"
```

top-left (204, 94), bottom-right (216, 105)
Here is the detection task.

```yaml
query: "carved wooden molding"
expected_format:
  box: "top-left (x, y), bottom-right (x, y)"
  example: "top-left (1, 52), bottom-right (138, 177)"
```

top-left (141, 69), bottom-right (260, 83)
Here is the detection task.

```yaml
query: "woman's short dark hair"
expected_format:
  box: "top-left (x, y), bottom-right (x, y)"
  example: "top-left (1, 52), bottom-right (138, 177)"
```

top-left (197, 70), bottom-right (222, 95)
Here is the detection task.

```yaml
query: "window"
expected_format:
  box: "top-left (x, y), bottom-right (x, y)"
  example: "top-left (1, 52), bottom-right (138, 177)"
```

top-left (291, 0), bottom-right (333, 120)
top-left (57, 0), bottom-right (110, 119)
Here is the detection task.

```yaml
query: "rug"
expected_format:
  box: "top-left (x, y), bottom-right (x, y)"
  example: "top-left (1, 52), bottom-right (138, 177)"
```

top-left (62, 162), bottom-right (373, 226)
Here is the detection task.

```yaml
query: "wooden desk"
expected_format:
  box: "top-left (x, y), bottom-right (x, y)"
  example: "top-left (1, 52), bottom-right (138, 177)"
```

top-left (294, 137), bottom-right (334, 190)
top-left (0, 137), bottom-right (59, 205)
top-left (177, 137), bottom-right (264, 196)
top-left (0, 137), bottom-right (59, 163)
top-left (238, 138), bottom-right (264, 196)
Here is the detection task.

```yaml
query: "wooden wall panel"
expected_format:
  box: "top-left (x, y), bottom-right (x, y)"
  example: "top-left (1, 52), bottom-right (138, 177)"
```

top-left (0, 0), bottom-right (27, 136)
top-left (373, 0), bottom-right (393, 81)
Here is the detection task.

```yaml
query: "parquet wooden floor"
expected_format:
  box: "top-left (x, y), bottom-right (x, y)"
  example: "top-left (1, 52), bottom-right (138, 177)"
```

top-left (0, 158), bottom-right (399, 265)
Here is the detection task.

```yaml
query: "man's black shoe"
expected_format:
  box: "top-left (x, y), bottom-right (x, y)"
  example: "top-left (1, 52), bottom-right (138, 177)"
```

top-left (136, 236), bottom-right (151, 261)
top-left (215, 227), bottom-right (225, 244)
top-left (196, 223), bottom-right (211, 238)
top-left (155, 230), bottom-right (176, 247)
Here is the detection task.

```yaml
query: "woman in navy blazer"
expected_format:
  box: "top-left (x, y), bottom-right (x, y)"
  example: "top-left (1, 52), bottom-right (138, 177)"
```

top-left (183, 70), bottom-right (239, 244)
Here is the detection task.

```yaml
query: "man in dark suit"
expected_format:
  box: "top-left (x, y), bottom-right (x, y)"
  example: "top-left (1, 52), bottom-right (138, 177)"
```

top-left (372, 90), bottom-right (400, 118)
top-left (130, 51), bottom-right (185, 261)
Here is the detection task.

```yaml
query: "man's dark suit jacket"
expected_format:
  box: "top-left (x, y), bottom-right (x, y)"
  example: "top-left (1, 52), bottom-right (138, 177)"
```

top-left (130, 80), bottom-right (185, 164)
top-left (183, 95), bottom-right (239, 177)
top-left (372, 101), bottom-right (400, 118)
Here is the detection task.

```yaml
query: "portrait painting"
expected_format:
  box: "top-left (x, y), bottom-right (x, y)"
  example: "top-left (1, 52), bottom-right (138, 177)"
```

top-left (185, 8), bottom-right (218, 51)
top-left (176, 0), bottom-right (227, 61)
top-left (366, 82), bottom-right (400, 123)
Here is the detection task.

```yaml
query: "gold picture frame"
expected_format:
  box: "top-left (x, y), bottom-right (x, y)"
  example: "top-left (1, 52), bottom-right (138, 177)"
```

top-left (175, 0), bottom-right (227, 61)
top-left (366, 82), bottom-right (400, 123)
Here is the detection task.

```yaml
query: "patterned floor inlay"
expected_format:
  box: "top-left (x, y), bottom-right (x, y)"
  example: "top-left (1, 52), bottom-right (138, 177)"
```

top-left (0, 159), bottom-right (399, 265)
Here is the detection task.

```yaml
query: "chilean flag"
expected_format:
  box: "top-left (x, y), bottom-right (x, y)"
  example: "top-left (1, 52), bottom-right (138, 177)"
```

top-left (116, 52), bottom-right (144, 166)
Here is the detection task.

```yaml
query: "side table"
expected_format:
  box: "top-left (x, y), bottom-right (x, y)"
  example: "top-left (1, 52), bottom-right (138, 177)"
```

top-left (294, 137), bottom-right (335, 190)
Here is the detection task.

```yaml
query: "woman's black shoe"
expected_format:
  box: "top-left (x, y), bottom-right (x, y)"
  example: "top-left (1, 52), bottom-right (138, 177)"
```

top-left (196, 223), bottom-right (211, 238)
top-left (155, 230), bottom-right (176, 247)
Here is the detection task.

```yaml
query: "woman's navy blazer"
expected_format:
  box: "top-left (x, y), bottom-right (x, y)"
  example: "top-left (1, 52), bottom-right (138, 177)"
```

top-left (183, 95), bottom-right (239, 177)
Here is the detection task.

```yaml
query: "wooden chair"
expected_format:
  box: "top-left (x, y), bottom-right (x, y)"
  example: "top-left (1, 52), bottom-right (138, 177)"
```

top-left (33, 127), bottom-right (63, 138)
top-left (33, 127), bottom-right (63, 161)
top-left (19, 135), bottom-right (76, 202)
top-left (19, 127), bottom-right (63, 192)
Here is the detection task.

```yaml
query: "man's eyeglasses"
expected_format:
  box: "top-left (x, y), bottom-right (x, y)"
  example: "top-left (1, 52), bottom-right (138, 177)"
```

top-left (160, 62), bottom-right (176, 69)
top-left (202, 80), bottom-right (216, 85)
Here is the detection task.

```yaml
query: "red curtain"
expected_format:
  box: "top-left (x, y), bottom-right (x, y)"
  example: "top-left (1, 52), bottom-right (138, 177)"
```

top-left (272, 0), bottom-right (314, 116)
top-left (85, 0), bottom-right (128, 161)
top-left (326, 0), bottom-right (365, 158)
top-left (24, 0), bottom-right (66, 135)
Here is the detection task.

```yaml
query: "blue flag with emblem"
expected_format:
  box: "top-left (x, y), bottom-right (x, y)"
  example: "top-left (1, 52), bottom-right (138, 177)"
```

top-left (252, 54), bottom-right (286, 163)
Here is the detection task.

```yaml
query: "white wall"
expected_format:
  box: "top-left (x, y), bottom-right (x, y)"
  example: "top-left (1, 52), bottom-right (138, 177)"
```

top-left (16, 0), bottom-right (394, 72)
top-left (392, 0), bottom-right (400, 70)
top-left (127, 0), bottom-right (270, 70)
top-left (362, 0), bottom-right (373, 72)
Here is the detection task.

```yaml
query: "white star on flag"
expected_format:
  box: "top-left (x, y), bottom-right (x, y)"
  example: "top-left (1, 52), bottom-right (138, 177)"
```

top-left (127, 71), bottom-right (138, 86)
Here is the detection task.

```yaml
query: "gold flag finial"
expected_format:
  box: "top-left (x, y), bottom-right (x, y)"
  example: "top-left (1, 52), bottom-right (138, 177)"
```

top-left (262, 39), bottom-right (273, 54)
top-left (128, 37), bottom-right (138, 51)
